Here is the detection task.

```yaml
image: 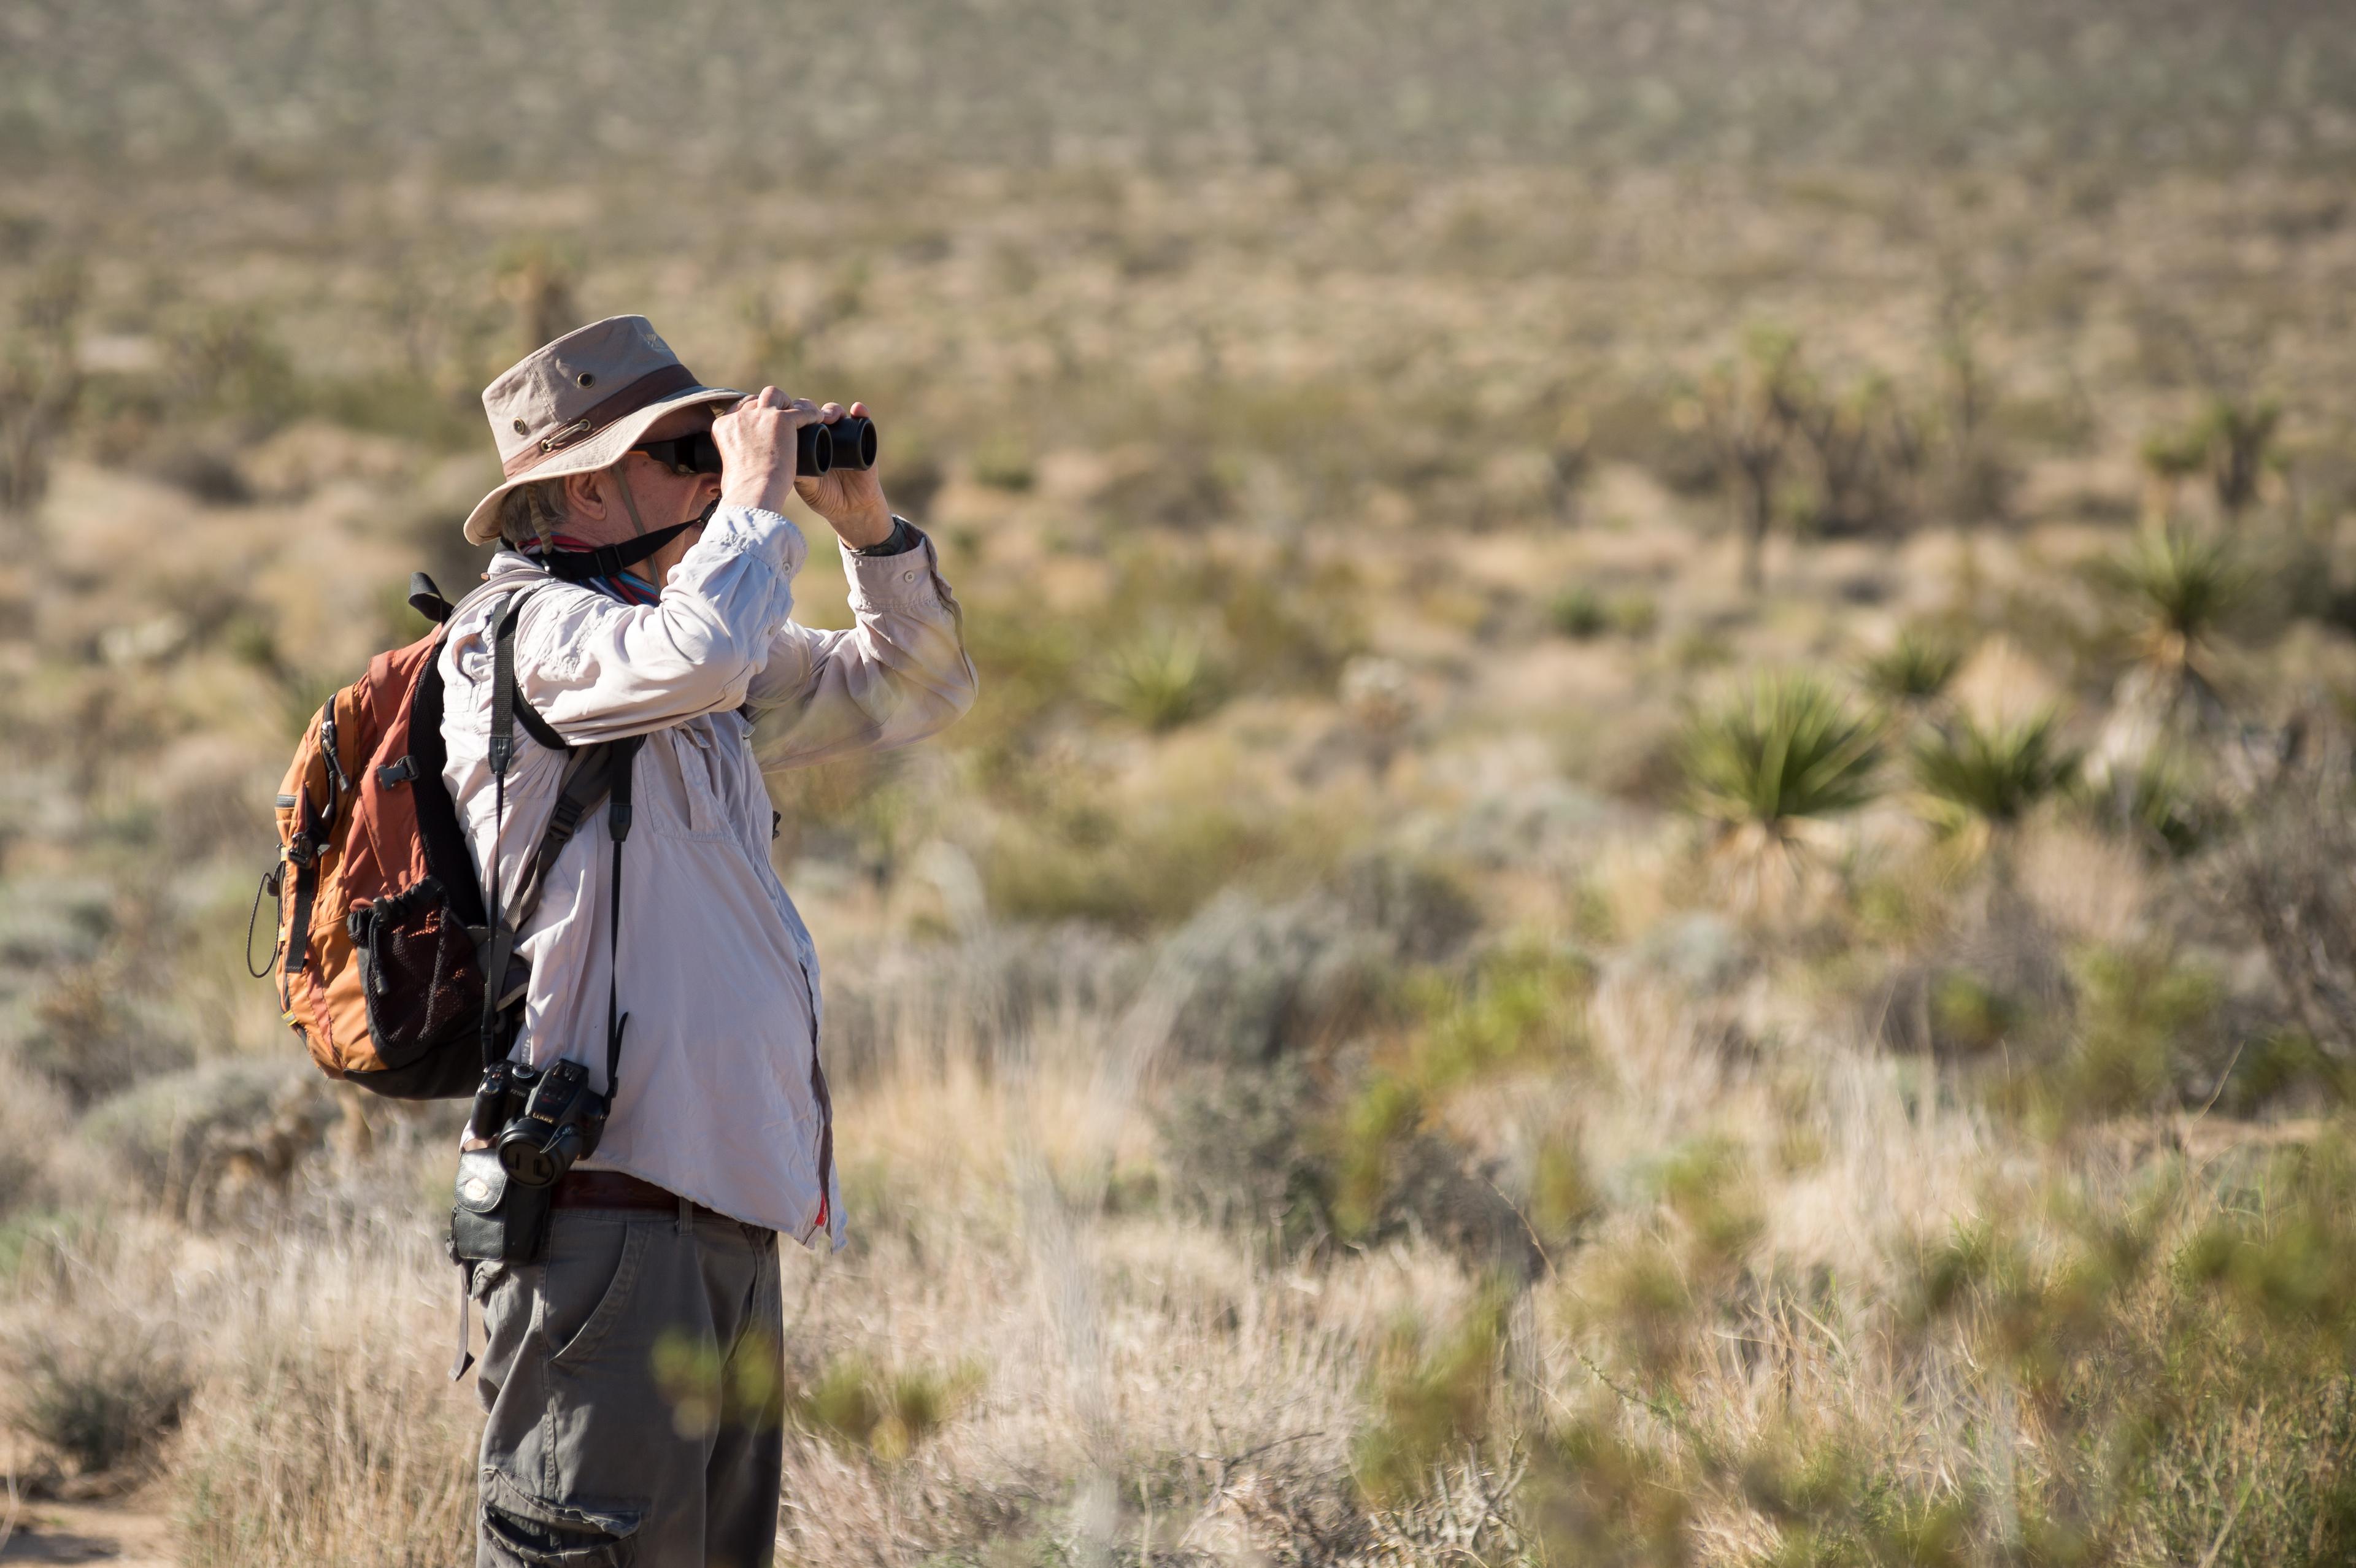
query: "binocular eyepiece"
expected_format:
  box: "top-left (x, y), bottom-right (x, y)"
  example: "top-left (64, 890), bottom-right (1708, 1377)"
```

top-left (796, 413), bottom-right (879, 478)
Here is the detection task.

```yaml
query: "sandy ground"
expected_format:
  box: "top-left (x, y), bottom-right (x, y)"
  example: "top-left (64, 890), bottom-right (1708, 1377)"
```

top-left (0, 1499), bottom-right (174, 1567)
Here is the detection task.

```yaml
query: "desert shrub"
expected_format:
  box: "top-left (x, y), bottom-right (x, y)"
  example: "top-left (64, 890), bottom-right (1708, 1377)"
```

top-left (1549, 585), bottom-right (1609, 639)
top-left (1681, 675), bottom-right (1884, 907)
top-left (2085, 744), bottom-right (2212, 858)
top-left (1163, 858), bottom-right (1480, 1067)
top-left (1547, 585), bottom-right (1657, 642)
top-left (163, 306), bottom-right (301, 431)
top-left (970, 433), bottom-right (1036, 491)
top-left (978, 793), bottom-right (1298, 932)
top-left (0, 1056), bottom-right (71, 1216)
top-left (792, 1353), bottom-right (980, 1462)
top-left (2095, 523), bottom-right (2258, 717)
top-left (1098, 630), bottom-right (1223, 731)
top-left (0, 259), bottom-right (85, 512)
top-left (1857, 627), bottom-right (1963, 705)
top-left (5, 1323), bottom-right (191, 1475)
top-left (2037, 943), bottom-right (2221, 1124)
top-left (1328, 944), bottom-right (1589, 1256)
top-left (77, 1057), bottom-right (314, 1199)
top-left (1909, 708), bottom-right (2076, 848)
top-left (1160, 1057), bottom-right (1332, 1248)
top-left (19, 963), bottom-right (194, 1106)
top-left (1682, 674), bottom-right (1884, 837)
top-left (2219, 736), bottom-right (2356, 1059)
top-left (1353, 1284), bottom-right (1511, 1507)
top-left (2141, 394), bottom-right (2284, 519)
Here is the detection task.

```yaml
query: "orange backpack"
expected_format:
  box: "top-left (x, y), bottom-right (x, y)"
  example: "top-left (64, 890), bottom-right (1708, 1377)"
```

top-left (254, 574), bottom-right (629, 1099)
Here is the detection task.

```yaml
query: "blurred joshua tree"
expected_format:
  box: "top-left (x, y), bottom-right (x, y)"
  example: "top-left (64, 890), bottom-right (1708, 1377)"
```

top-left (1687, 327), bottom-right (1801, 595)
top-left (1680, 672), bottom-right (1883, 910)
top-left (2141, 394), bottom-right (2283, 523)
top-left (0, 260), bottom-right (85, 514)
top-left (1776, 369), bottom-right (1920, 537)
top-left (496, 242), bottom-right (581, 354)
top-left (1909, 709), bottom-right (2077, 878)
top-left (1931, 279), bottom-right (2014, 523)
top-left (1544, 404), bottom-right (1592, 525)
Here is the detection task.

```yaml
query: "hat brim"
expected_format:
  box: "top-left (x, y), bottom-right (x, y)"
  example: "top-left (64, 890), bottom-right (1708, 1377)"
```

top-left (461, 383), bottom-right (745, 545)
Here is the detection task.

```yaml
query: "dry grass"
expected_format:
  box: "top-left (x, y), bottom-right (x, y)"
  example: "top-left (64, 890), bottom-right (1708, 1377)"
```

top-left (6, 26), bottom-right (2356, 1561)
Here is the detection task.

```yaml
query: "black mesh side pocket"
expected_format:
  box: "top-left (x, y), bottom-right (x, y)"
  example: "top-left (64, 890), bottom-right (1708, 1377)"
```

top-left (347, 877), bottom-right (487, 1098)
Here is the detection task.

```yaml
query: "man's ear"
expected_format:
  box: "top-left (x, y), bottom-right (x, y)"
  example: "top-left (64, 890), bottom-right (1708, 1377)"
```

top-left (563, 469), bottom-right (609, 523)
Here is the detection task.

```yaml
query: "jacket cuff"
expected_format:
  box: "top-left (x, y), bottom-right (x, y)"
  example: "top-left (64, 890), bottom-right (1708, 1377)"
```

top-left (843, 525), bottom-right (949, 610)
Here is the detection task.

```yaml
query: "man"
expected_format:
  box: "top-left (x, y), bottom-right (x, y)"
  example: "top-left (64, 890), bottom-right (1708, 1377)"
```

top-left (442, 315), bottom-right (976, 1567)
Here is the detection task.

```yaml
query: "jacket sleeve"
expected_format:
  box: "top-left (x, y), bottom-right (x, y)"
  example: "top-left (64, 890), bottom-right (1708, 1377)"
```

top-left (744, 525), bottom-right (978, 770)
top-left (494, 505), bottom-right (807, 745)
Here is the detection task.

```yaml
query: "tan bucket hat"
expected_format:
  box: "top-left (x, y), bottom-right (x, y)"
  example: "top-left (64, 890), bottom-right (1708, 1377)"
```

top-left (461, 315), bottom-right (742, 545)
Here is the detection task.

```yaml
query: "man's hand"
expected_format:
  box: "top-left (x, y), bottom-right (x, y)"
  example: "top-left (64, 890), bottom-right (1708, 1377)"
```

top-left (712, 386), bottom-right (816, 516)
top-left (795, 400), bottom-right (895, 550)
top-left (713, 390), bottom-right (896, 548)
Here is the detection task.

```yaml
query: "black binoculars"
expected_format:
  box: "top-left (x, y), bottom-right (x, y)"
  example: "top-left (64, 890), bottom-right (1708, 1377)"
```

top-left (637, 413), bottom-right (878, 480)
top-left (796, 413), bottom-right (879, 477)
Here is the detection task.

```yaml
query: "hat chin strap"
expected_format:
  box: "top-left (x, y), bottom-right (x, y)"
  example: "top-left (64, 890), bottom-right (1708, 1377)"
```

top-left (531, 476), bottom-right (699, 584)
top-left (533, 520), bottom-right (696, 583)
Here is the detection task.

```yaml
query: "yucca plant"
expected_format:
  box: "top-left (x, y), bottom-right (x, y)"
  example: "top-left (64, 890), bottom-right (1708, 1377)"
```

top-left (1680, 674), bottom-right (1884, 907)
top-left (1858, 628), bottom-right (1964, 707)
top-left (2095, 523), bottom-right (2255, 720)
top-left (1910, 709), bottom-right (2078, 872)
top-left (1099, 631), bottom-right (1222, 732)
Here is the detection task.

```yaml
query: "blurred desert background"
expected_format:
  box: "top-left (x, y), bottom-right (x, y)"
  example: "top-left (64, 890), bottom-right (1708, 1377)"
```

top-left (10, 2), bottom-right (2356, 1563)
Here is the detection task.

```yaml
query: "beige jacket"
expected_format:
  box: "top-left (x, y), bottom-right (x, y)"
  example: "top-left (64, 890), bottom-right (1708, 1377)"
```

top-left (437, 504), bottom-right (976, 1245)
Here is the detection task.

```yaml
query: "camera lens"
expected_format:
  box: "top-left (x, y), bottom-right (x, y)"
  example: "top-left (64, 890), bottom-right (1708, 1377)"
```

top-left (498, 1128), bottom-right (560, 1187)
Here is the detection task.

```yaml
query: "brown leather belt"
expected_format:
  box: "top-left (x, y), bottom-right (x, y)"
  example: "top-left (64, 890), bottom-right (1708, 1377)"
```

top-left (552, 1169), bottom-right (766, 1236)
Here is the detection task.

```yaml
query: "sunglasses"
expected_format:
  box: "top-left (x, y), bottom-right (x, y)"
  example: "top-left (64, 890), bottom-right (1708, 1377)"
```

top-left (631, 430), bottom-right (725, 476)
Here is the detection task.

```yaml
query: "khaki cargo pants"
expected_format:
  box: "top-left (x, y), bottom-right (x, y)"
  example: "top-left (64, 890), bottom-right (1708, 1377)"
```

top-left (467, 1202), bottom-right (787, 1567)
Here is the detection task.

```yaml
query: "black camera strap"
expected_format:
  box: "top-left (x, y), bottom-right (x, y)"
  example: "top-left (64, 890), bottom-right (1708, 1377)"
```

top-left (604, 735), bottom-right (642, 1102)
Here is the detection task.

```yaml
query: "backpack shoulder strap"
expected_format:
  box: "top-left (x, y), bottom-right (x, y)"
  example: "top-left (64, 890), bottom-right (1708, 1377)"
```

top-left (488, 586), bottom-right (568, 768)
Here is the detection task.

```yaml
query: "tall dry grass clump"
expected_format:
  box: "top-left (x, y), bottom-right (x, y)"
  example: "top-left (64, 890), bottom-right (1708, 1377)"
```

top-left (170, 1212), bottom-right (477, 1567)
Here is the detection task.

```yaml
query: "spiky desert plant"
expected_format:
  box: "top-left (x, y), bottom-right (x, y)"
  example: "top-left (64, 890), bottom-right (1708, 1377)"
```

top-left (1858, 628), bottom-right (1964, 707)
top-left (1680, 673), bottom-right (1884, 907)
top-left (2096, 523), bottom-right (2255, 722)
top-left (1911, 709), bottom-right (2077, 874)
top-left (1099, 631), bottom-right (1221, 732)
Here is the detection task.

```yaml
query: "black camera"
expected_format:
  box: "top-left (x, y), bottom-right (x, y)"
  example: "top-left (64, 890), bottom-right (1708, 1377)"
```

top-left (467, 1057), bottom-right (608, 1188)
top-left (495, 1058), bottom-right (607, 1186)
top-left (448, 1056), bottom-right (610, 1264)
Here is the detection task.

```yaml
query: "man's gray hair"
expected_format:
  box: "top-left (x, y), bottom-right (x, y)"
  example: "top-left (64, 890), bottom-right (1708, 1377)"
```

top-left (496, 478), bottom-right (572, 551)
